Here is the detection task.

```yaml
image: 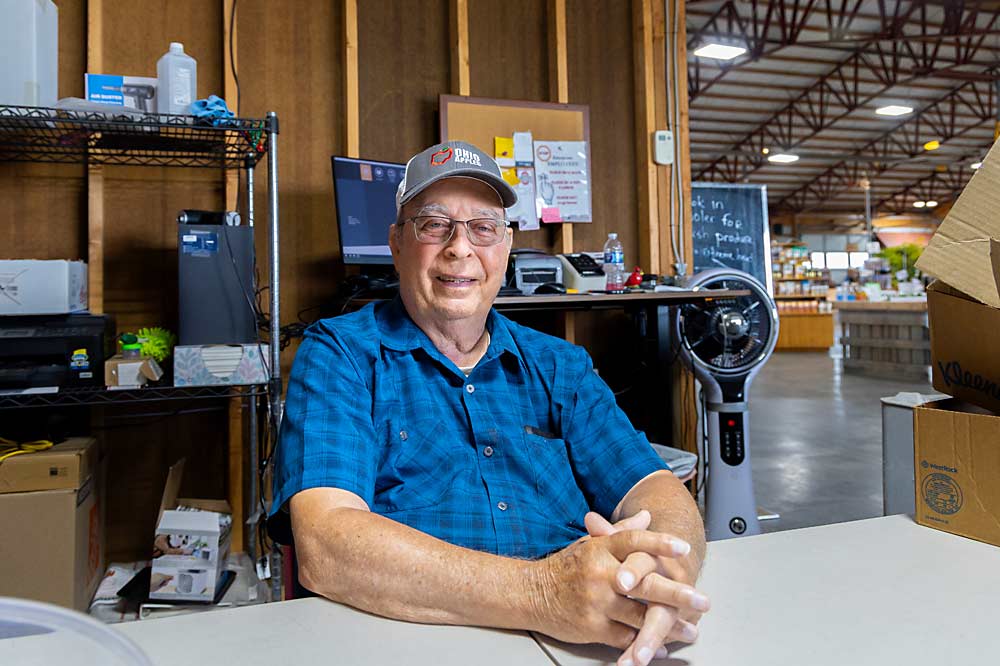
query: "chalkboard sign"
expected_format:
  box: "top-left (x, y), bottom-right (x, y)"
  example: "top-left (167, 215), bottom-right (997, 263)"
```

top-left (691, 183), bottom-right (772, 292)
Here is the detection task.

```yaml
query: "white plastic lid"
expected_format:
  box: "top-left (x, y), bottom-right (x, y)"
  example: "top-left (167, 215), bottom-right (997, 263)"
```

top-left (169, 42), bottom-right (185, 53)
top-left (0, 596), bottom-right (153, 665)
top-left (608, 233), bottom-right (618, 239)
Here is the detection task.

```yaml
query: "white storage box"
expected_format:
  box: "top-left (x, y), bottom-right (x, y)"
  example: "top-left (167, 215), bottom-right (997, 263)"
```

top-left (0, 260), bottom-right (88, 315)
top-left (0, 0), bottom-right (58, 107)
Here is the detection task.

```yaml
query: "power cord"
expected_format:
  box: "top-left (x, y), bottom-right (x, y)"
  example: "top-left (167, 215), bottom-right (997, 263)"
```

top-left (0, 437), bottom-right (54, 464)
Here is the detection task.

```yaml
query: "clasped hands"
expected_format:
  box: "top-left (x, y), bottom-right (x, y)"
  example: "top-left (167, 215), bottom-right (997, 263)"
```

top-left (534, 510), bottom-right (709, 666)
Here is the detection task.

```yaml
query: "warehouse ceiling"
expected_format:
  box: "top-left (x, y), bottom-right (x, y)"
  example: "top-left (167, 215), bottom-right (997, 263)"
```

top-left (686, 0), bottom-right (1000, 229)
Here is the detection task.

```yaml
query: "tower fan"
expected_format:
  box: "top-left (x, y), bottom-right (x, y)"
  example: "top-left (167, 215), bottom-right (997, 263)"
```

top-left (675, 269), bottom-right (779, 540)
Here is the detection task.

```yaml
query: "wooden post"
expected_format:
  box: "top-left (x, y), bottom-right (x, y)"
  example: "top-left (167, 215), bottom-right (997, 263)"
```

top-left (228, 390), bottom-right (245, 553)
top-left (222, 0), bottom-right (247, 554)
top-left (87, 0), bottom-right (104, 314)
top-left (344, 0), bottom-right (360, 158)
top-left (548, 0), bottom-right (575, 343)
top-left (548, 0), bottom-right (573, 258)
top-left (633, 0), bottom-right (660, 275)
top-left (223, 0), bottom-right (240, 211)
top-left (450, 0), bottom-right (470, 96)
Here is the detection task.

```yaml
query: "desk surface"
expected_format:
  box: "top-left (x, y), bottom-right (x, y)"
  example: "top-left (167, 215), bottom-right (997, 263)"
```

top-left (535, 515), bottom-right (1000, 665)
top-left (494, 289), bottom-right (749, 312)
top-left (9, 516), bottom-right (992, 665)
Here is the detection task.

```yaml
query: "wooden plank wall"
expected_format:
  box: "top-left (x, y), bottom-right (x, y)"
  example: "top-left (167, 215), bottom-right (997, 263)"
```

top-left (1, 0), bottom-right (693, 558)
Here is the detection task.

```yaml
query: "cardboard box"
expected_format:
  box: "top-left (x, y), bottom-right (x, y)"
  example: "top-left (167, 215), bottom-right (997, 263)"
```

top-left (925, 282), bottom-right (1000, 414)
top-left (914, 399), bottom-right (1000, 547)
top-left (104, 353), bottom-right (164, 389)
top-left (0, 437), bottom-right (104, 611)
top-left (150, 459), bottom-right (232, 602)
top-left (915, 138), bottom-right (1000, 414)
top-left (0, 260), bottom-right (88, 315)
top-left (173, 343), bottom-right (269, 387)
top-left (85, 74), bottom-right (158, 112)
top-left (0, 437), bottom-right (98, 494)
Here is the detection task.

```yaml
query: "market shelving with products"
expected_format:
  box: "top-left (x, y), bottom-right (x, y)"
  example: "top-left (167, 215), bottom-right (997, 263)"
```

top-left (770, 241), bottom-right (835, 351)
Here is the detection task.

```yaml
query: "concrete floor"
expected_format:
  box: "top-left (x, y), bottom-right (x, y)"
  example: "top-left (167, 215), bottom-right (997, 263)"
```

top-left (746, 351), bottom-right (932, 534)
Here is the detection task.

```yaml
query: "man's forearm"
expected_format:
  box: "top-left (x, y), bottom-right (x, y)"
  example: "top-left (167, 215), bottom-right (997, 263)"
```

top-left (613, 471), bottom-right (706, 582)
top-left (295, 507), bottom-right (544, 629)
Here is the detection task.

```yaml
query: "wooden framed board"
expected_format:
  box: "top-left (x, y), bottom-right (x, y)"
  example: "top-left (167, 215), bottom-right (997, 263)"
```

top-left (690, 182), bottom-right (773, 294)
top-left (439, 94), bottom-right (591, 223)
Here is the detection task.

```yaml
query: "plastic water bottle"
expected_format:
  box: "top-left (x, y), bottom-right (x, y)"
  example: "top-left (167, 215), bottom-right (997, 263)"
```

top-left (156, 42), bottom-right (197, 114)
top-left (603, 233), bottom-right (625, 274)
top-left (605, 265), bottom-right (626, 291)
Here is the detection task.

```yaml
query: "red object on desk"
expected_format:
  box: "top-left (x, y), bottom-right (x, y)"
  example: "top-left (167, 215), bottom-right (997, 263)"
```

top-left (625, 267), bottom-right (644, 287)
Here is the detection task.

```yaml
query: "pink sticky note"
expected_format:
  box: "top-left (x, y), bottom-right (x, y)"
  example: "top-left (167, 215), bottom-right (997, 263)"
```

top-left (541, 207), bottom-right (562, 223)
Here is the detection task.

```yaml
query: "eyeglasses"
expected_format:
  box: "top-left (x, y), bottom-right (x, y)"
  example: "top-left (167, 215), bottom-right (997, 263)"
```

top-left (403, 215), bottom-right (509, 247)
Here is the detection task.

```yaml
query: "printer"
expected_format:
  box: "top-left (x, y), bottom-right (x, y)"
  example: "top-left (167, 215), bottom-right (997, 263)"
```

top-left (508, 252), bottom-right (563, 295)
top-left (0, 314), bottom-right (113, 389)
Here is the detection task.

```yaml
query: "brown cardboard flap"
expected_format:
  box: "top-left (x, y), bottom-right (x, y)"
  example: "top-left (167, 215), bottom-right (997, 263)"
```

top-left (915, 137), bottom-right (1000, 309)
top-left (992, 238), bottom-right (1000, 299)
top-left (156, 459), bottom-right (185, 525)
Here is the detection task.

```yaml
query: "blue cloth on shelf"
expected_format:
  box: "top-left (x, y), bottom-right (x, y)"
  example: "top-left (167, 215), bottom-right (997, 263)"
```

top-left (189, 95), bottom-right (235, 126)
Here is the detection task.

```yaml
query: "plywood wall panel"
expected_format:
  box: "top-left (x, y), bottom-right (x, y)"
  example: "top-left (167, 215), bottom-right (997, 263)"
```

top-left (358, 0), bottom-right (450, 163)
top-left (54, 0), bottom-right (86, 99)
top-left (235, 0), bottom-right (345, 368)
top-left (566, 0), bottom-right (638, 260)
top-left (468, 0), bottom-right (549, 102)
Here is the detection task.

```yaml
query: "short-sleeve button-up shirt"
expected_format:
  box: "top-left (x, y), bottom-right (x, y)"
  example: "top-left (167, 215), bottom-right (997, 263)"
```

top-left (270, 297), bottom-right (668, 559)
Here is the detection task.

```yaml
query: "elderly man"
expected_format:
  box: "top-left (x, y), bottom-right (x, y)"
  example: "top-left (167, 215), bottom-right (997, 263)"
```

top-left (270, 141), bottom-right (708, 666)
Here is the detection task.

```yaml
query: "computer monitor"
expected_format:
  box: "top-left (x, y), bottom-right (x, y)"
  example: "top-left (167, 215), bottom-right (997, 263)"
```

top-left (331, 155), bottom-right (405, 266)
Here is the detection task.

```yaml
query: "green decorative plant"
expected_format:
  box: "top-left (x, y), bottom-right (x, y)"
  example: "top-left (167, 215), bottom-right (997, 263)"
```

top-left (876, 244), bottom-right (924, 281)
top-left (136, 327), bottom-right (177, 363)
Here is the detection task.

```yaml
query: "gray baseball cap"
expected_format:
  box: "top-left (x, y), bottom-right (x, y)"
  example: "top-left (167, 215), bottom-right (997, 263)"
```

top-left (395, 140), bottom-right (518, 211)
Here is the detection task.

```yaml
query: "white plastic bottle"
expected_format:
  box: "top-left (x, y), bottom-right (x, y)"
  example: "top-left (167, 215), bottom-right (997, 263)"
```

top-left (156, 42), bottom-right (197, 114)
top-left (603, 233), bottom-right (625, 275)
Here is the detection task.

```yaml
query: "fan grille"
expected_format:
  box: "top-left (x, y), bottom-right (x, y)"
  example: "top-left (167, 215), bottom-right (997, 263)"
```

top-left (680, 277), bottom-right (775, 373)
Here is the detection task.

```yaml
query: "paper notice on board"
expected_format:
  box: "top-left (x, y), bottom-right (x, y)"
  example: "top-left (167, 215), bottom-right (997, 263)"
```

top-left (507, 167), bottom-right (539, 231)
top-left (541, 207), bottom-right (562, 223)
top-left (532, 141), bottom-right (591, 222)
top-left (513, 131), bottom-right (534, 165)
top-left (494, 137), bottom-right (515, 168)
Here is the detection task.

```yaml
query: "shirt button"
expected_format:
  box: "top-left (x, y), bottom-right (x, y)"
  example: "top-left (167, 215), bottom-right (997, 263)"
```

top-left (399, 430), bottom-right (408, 441)
top-left (497, 501), bottom-right (508, 511)
top-left (466, 384), bottom-right (475, 394)
top-left (483, 446), bottom-right (494, 457)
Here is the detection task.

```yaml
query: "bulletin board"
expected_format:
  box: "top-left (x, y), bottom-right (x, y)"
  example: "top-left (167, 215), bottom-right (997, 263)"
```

top-left (439, 95), bottom-right (591, 222)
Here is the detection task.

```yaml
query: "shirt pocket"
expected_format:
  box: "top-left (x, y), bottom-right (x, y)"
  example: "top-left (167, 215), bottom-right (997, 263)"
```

top-left (522, 428), bottom-right (585, 522)
top-left (378, 419), bottom-right (472, 513)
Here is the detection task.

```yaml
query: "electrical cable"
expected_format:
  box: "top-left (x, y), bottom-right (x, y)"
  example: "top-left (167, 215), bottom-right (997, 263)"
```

top-left (673, 0), bottom-right (687, 268)
top-left (0, 437), bottom-right (54, 464)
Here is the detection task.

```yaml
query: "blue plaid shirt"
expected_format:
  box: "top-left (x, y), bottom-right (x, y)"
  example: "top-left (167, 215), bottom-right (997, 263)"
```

top-left (270, 297), bottom-right (668, 559)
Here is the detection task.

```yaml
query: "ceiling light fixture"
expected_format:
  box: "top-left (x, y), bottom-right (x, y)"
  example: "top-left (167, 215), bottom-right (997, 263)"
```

top-left (767, 153), bottom-right (799, 164)
top-left (923, 140), bottom-right (941, 151)
top-left (971, 161), bottom-right (983, 170)
top-left (925, 200), bottom-right (938, 208)
top-left (875, 105), bottom-right (913, 117)
top-left (762, 147), bottom-right (770, 155)
top-left (913, 201), bottom-right (926, 208)
top-left (693, 43), bottom-right (747, 60)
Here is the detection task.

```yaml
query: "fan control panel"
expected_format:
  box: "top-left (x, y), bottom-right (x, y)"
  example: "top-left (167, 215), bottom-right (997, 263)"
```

top-left (719, 413), bottom-right (745, 466)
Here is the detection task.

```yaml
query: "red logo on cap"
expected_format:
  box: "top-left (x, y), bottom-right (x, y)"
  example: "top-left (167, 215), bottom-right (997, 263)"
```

top-left (430, 147), bottom-right (453, 166)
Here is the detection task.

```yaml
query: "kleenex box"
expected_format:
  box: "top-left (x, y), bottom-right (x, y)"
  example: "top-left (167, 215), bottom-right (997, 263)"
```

top-left (173, 343), bottom-right (269, 387)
